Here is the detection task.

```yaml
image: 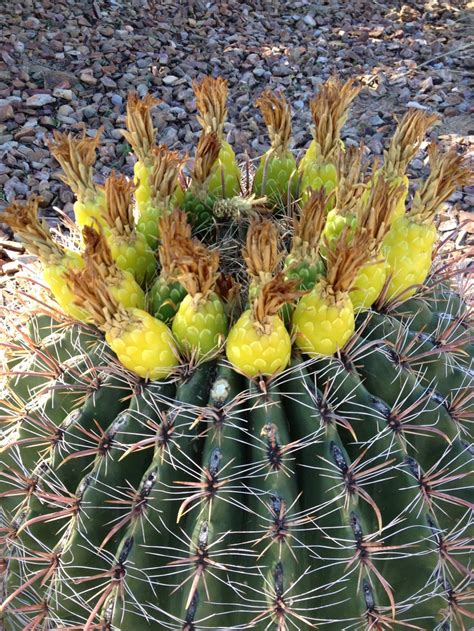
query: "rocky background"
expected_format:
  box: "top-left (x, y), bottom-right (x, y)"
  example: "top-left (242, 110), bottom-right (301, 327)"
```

top-left (0, 0), bottom-right (472, 273)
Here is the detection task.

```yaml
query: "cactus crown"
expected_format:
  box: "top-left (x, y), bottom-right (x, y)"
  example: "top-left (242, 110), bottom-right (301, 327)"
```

top-left (102, 172), bottom-right (135, 235)
top-left (383, 109), bottom-right (439, 179)
top-left (48, 128), bottom-right (102, 199)
top-left (193, 75), bottom-right (228, 137)
top-left (310, 76), bottom-right (361, 162)
top-left (121, 93), bottom-right (159, 163)
top-left (409, 142), bottom-right (473, 224)
top-left (256, 90), bottom-right (292, 154)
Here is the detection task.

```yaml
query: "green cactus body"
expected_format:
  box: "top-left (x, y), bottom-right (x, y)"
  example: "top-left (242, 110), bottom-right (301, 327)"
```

top-left (109, 363), bottom-right (215, 628)
top-left (51, 380), bottom-right (174, 624)
top-left (148, 275), bottom-right (187, 324)
top-left (2, 306), bottom-right (473, 630)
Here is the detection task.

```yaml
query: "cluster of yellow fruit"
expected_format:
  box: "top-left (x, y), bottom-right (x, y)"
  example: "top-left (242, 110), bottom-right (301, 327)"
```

top-left (2, 76), bottom-right (471, 381)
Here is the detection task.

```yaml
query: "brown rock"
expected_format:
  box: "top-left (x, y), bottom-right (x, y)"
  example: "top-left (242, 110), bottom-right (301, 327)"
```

top-left (0, 101), bottom-right (14, 122)
top-left (80, 71), bottom-right (97, 85)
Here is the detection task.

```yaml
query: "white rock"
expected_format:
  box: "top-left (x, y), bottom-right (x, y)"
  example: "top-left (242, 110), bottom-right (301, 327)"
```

top-left (162, 75), bottom-right (179, 85)
top-left (25, 94), bottom-right (56, 107)
top-left (406, 101), bottom-right (428, 110)
top-left (53, 88), bottom-right (74, 101)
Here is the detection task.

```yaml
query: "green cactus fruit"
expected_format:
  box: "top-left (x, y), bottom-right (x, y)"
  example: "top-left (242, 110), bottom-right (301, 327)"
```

top-left (252, 90), bottom-right (297, 206)
top-left (284, 253), bottom-right (325, 291)
top-left (149, 276), bottom-right (187, 324)
top-left (193, 77), bottom-right (240, 199)
top-left (207, 141), bottom-right (241, 198)
top-left (181, 189), bottom-right (216, 232)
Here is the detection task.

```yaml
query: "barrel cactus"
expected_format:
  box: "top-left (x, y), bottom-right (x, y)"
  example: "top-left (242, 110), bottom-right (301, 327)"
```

top-left (1, 76), bottom-right (472, 631)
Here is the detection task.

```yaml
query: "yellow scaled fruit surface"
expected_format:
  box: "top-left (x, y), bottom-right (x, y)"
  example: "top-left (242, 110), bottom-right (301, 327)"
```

top-left (391, 174), bottom-right (409, 219)
top-left (226, 310), bottom-right (291, 377)
top-left (42, 251), bottom-right (90, 322)
top-left (133, 161), bottom-right (153, 212)
top-left (207, 142), bottom-right (241, 198)
top-left (292, 288), bottom-right (354, 356)
top-left (106, 231), bottom-right (156, 286)
top-left (172, 292), bottom-right (227, 359)
top-left (73, 191), bottom-right (106, 229)
top-left (349, 259), bottom-right (388, 310)
top-left (299, 162), bottom-right (337, 205)
top-left (110, 270), bottom-right (146, 310)
top-left (382, 216), bottom-right (437, 301)
top-left (321, 209), bottom-right (358, 254)
top-left (134, 162), bottom-right (184, 247)
top-left (299, 138), bottom-right (318, 171)
top-left (106, 309), bottom-right (177, 380)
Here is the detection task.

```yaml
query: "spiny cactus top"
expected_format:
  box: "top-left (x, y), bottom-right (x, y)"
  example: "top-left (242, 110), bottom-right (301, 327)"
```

top-left (0, 75), bottom-right (473, 631)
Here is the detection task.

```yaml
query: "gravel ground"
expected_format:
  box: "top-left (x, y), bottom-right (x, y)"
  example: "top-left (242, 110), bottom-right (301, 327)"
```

top-left (0, 0), bottom-right (473, 258)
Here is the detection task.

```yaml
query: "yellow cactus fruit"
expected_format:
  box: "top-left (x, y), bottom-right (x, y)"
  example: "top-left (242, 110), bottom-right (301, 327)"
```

top-left (172, 233), bottom-right (227, 359)
top-left (285, 189), bottom-right (328, 292)
top-left (136, 144), bottom-right (185, 247)
top-left (182, 131), bottom-right (222, 231)
top-left (299, 77), bottom-right (361, 203)
top-left (193, 76), bottom-right (240, 198)
top-left (253, 90), bottom-right (297, 205)
top-left (48, 127), bottom-right (105, 229)
top-left (82, 226), bottom-right (145, 310)
top-left (379, 109), bottom-right (439, 219)
top-left (0, 196), bottom-right (90, 322)
top-left (243, 217), bottom-right (282, 300)
top-left (348, 174), bottom-right (405, 309)
top-left (101, 172), bottom-right (156, 285)
top-left (321, 144), bottom-right (370, 251)
top-left (383, 143), bottom-right (472, 302)
top-left (227, 273), bottom-right (301, 377)
top-left (293, 229), bottom-right (370, 356)
top-left (67, 266), bottom-right (177, 380)
top-left (121, 93), bottom-right (160, 214)
top-left (149, 208), bottom-right (192, 323)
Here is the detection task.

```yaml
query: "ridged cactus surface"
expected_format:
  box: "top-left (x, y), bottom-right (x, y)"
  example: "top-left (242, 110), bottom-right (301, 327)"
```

top-left (1, 76), bottom-right (472, 631)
